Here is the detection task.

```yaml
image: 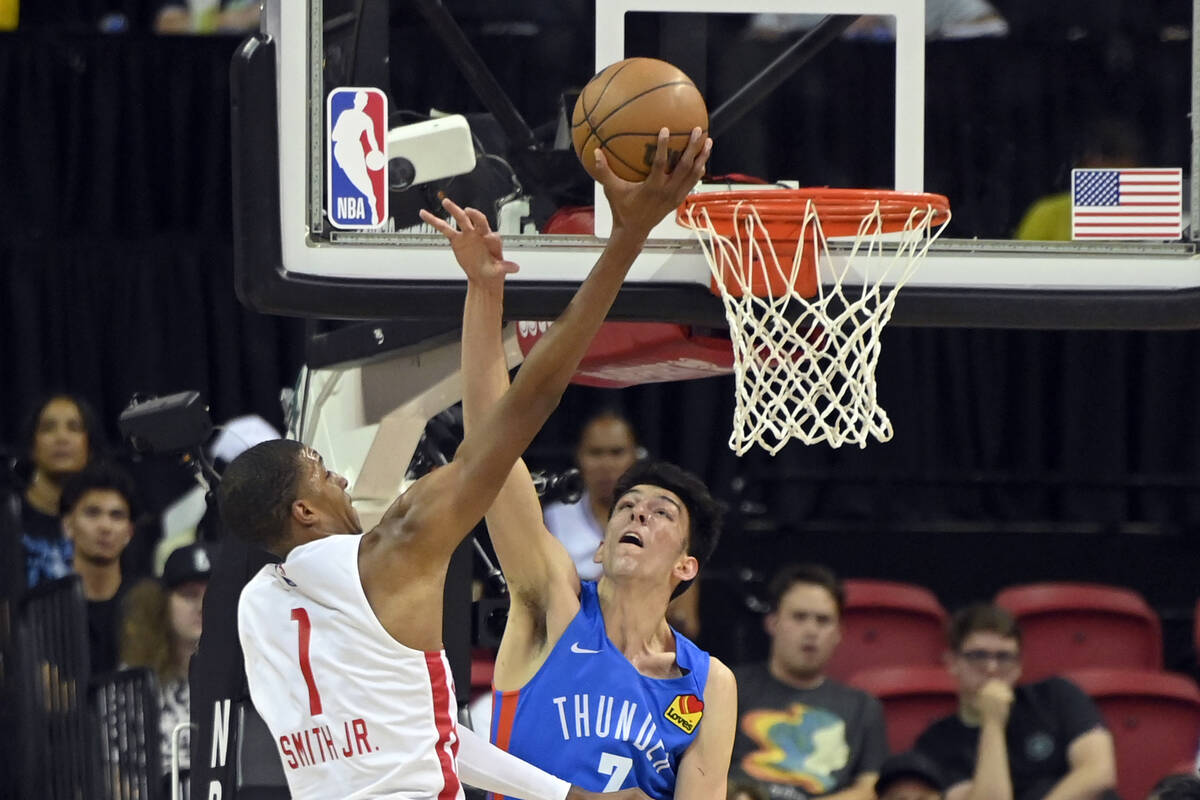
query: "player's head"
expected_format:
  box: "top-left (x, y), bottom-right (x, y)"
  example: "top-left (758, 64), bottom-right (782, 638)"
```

top-left (946, 603), bottom-right (1023, 696)
top-left (598, 460), bottom-right (722, 600)
top-left (575, 409), bottom-right (638, 506)
top-left (764, 563), bottom-right (844, 683)
top-left (60, 461), bottom-right (139, 568)
top-left (218, 440), bottom-right (361, 556)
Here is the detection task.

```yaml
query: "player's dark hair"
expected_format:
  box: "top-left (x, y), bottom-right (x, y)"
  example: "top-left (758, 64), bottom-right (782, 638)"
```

top-left (767, 563), bottom-right (845, 617)
top-left (59, 460), bottom-right (141, 521)
top-left (217, 440), bottom-right (305, 552)
top-left (948, 603), bottom-right (1022, 652)
top-left (611, 460), bottom-right (723, 599)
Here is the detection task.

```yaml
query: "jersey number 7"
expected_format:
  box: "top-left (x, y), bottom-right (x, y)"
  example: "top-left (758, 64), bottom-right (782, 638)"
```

top-left (599, 752), bottom-right (633, 791)
top-left (291, 607), bottom-right (323, 715)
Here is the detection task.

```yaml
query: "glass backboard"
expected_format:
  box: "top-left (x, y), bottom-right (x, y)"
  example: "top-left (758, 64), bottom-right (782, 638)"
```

top-left (232, 0), bottom-right (1200, 328)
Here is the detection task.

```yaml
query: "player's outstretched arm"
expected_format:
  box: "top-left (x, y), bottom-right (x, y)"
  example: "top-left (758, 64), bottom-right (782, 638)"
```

top-left (433, 197), bottom-right (585, 684)
top-left (674, 657), bottom-right (737, 799)
top-left (400, 127), bottom-right (712, 563)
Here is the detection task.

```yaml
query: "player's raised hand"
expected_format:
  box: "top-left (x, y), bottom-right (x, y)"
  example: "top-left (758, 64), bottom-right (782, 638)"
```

top-left (566, 786), bottom-right (654, 800)
top-left (595, 126), bottom-right (712, 239)
top-left (419, 197), bottom-right (519, 290)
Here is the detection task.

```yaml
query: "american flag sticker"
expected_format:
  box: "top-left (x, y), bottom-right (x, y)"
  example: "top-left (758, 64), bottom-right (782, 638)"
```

top-left (327, 87), bottom-right (388, 230)
top-left (1071, 168), bottom-right (1182, 240)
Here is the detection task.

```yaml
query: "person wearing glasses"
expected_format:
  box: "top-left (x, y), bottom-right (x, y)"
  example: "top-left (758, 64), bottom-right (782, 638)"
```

top-left (915, 604), bottom-right (1117, 800)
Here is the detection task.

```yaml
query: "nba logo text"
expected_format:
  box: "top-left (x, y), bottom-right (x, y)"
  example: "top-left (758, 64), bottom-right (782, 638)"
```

top-left (327, 87), bottom-right (388, 230)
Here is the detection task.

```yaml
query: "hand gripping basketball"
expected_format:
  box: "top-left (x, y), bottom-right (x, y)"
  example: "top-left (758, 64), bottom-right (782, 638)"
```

top-left (596, 126), bottom-right (712, 239)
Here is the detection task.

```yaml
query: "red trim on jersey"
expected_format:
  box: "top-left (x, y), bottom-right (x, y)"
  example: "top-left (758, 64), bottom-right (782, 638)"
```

top-left (425, 652), bottom-right (462, 800)
top-left (489, 690), bottom-right (521, 800)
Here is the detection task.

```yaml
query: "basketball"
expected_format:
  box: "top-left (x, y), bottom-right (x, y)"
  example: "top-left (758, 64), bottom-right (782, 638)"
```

top-left (571, 57), bottom-right (708, 182)
top-left (365, 150), bottom-right (386, 171)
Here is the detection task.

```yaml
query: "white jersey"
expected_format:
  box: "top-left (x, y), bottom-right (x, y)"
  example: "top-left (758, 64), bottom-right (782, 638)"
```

top-left (238, 534), bottom-right (463, 800)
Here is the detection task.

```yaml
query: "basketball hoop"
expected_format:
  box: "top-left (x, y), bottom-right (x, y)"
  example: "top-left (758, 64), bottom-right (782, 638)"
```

top-left (677, 188), bottom-right (951, 454)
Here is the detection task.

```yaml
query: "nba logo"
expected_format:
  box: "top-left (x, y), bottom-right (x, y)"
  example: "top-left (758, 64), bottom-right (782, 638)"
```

top-left (327, 87), bottom-right (388, 229)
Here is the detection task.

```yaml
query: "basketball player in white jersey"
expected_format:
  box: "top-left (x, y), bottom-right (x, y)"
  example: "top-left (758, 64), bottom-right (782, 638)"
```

top-left (224, 127), bottom-right (712, 800)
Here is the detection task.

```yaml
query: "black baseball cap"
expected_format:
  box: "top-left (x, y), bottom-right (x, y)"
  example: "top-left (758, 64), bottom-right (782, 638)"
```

top-left (875, 751), bottom-right (948, 796)
top-left (162, 543), bottom-right (214, 589)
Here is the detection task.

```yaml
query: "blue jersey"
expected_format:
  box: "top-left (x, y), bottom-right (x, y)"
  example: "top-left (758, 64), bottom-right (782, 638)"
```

top-left (490, 581), bottom-right (710, 799)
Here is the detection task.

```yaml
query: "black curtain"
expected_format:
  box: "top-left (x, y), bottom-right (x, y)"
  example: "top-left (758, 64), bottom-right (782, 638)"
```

top-left (0, 32), bottom-right (304, 448)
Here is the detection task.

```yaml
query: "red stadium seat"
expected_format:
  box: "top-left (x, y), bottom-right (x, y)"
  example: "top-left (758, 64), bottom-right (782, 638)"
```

top-left (1064, 668), bottom-right (1200, 800)
top-left (826, 579), bottom-right (949, 681)
top-left (847, 666), bottom-right (959, 753)
top-left (994, 583), bottom-right (1162, 682)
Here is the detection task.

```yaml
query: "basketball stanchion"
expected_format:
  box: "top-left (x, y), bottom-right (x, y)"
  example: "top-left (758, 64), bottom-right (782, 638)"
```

top-left (677, 189), bottom-right (951, 454)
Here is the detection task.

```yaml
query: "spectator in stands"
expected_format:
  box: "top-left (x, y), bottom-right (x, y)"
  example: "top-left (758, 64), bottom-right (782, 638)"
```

top-left (153, 0), bottom-right (259, 34)
top-left (875, 751), bottom-right (948, 800)
top-left (121, 541), bottom-right (213, 787)
top-left (16, 393), bottom-right (103, 592)
top-left (1014, 118), bottom-right (1145, 241)
top-left (542, 408), bottom-right (702, 639)
top-left (62, 461), bottom-right (140, 674)
top-left (915, 603), bottom-right (1117, 800)
top-left (1148, 774), bottom-right (1200, 800)
top-left (730, 563), bottom-right (888, 800)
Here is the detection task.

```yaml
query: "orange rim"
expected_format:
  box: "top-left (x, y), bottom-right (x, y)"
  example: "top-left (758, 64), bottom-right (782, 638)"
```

top-left (677, 188), bottom-right (951, 236)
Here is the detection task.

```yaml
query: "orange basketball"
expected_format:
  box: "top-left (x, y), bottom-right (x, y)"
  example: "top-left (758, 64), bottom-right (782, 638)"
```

top-left (571, 57), bottom-right (708, 183)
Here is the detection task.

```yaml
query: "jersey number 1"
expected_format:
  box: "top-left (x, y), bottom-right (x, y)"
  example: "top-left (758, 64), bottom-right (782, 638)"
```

top-left (291, 608), bottom-right (323, 715)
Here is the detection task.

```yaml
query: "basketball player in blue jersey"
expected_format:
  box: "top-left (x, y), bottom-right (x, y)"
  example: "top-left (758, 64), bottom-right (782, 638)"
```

top-left (427, 127), bottom-right (735, 800)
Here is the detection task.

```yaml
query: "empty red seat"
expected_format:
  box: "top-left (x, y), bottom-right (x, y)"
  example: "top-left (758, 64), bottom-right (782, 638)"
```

top-left (826, 579), bottom-right (949, 681)
top-left (847, 665), bottom-right (959, 753)
top-left (1064, 668), bottom-right (1200, 800)
top-left (994, 583), bottom-right (1161, 682)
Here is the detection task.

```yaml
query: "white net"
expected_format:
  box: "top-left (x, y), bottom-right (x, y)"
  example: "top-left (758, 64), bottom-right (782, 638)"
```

top-left (678, 193), bottom-right (950, 455)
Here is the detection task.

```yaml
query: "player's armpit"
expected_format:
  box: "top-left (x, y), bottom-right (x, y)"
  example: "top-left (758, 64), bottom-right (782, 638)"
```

top-left (674, 656), bottom-right (737, 800)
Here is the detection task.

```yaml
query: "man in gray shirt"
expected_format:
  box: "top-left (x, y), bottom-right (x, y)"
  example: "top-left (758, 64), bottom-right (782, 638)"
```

top-left (731, 564), bottom-right (888, 800)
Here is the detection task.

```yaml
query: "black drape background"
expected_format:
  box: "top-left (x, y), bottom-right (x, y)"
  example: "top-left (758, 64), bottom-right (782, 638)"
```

top-left (2, 24), bottom-right (1199, 669)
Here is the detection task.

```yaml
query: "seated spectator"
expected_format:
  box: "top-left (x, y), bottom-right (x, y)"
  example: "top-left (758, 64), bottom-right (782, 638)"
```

top-left (1014, 118), bottom-right (1145, 241)
top-left (153, 0), bottom-right (259, 34)
top-left (915, 603), bottom-right (1117, 800)
top-left (16, 394), bottom-right (103, 592)
top-left (730, 563), bottom-right (888, 800)
top-left (121, 541), bottom-right (213, 788)
top-left (542, 409), bottom-right (638, 582)
top-left (876, 751), bottom-right (948, 800)
top-left (62, 461), bottom-right (140, 674)
top-left (542, 408), bottom-right (702, 638)
top-left (1149, 774), bottom-right (1200, 800)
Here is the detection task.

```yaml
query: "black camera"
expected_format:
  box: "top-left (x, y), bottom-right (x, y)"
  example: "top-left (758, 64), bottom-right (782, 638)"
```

top-left (118, 391), bottom-right (213, 455)
top-left (531, 468), bottom-right (583, 505)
